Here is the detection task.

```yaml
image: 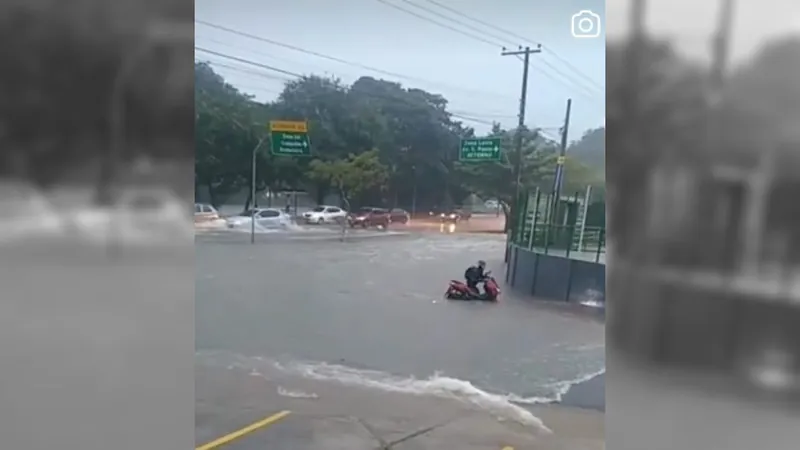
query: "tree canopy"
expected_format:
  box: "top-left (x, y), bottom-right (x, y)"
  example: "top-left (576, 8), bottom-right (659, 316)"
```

top-left (194, 61), bottom-right (606, 226)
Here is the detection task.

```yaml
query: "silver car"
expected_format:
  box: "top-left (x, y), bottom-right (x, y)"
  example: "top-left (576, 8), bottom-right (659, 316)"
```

top-left (225, 208), bottom-right (292, 229)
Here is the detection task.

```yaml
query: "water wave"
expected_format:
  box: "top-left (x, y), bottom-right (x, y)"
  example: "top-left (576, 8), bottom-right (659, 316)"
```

top-left (273, 359), bottom-right (553, 432)
top-left (199, 351), bottom-right (601, 433)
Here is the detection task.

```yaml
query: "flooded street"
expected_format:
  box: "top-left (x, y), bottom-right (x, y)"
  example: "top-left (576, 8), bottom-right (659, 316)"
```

top-left (195, 232), bottom-right (604, 404)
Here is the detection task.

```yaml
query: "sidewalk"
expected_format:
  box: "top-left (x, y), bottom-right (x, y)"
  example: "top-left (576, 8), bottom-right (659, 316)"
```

top-left (196, 364), bottom-right (604, 450)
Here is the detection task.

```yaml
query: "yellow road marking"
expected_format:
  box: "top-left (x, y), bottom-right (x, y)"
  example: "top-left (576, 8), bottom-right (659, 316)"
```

top-left (501, 447), bottom-right (514, 450)
top-left (196, 410), bottom-right (292, 450)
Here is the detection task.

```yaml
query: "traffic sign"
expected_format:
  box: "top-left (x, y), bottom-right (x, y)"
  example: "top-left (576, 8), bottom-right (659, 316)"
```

top-left (556, 155), bottom-right (566, 165)
top-left (270, 120), bottom-right (308, 133)
top-left (459, 138), bottom-right (502, 162)
top-left (269, 120), bottom-right (311, 156)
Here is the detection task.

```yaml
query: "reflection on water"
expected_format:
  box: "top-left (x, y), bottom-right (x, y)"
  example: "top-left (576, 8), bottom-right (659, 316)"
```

top-left (439, 223), bottom-right (456, 234)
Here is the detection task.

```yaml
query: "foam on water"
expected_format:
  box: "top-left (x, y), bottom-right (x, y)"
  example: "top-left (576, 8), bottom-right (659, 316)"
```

top-left (272, 359), bottom-right (553, 433)
top-left (510, 368), bottom-right (607, 405)
top-left (200, 350), bottom-right (604, 430)
top-left (277, 386), bottom-right (319, 399)
top-left (198, 350), bottom-right (606, 433)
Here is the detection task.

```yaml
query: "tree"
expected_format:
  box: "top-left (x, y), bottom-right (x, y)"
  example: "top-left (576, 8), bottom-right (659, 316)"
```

top-left (453, 125), bottom-right (560, 230)
top-left (567, 127), bottom-right (605, 171)
top-left (192, 61), bottom-right (606, 222)
top-left (307, 150), bottom-right (389, 207)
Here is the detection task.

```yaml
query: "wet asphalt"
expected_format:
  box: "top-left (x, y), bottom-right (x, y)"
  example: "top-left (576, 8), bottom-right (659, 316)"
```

top-left (195, 231), bottom-right (604, 400)
top-left (195, 230), bottom-right (605, 448)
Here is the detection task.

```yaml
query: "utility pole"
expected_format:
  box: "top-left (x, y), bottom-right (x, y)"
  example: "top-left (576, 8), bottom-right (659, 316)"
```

top-left (501, 45), bottom-right (542, 242)
top-left (708, 0), bottom-right (735, 112)
top-left (551, 98), bottom-right (573, 222)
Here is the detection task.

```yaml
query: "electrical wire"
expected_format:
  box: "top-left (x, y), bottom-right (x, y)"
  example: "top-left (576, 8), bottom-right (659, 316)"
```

top-left (394, 0), bottom-right (518, 47)
top-left (196, 59), bottom-right (295, 83)
top-left (379, 0), bottom-right (602, 100)
top-left (202, 51), bottom-right (522, 119)
top-left (195, 47), bottom-right (303, 78)
top-left (373, 0), bottom-right (505, 48)
top-left (196, 20), bottom-right (516, 102)
top-left (419, 0), bottom-right (604, 91)
top-left (195, 48), bottom-right (502, 127)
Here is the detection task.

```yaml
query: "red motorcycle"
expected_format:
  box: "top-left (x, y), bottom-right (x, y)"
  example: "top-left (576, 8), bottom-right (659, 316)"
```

top-left (445, 271), bottom-right (500, 302)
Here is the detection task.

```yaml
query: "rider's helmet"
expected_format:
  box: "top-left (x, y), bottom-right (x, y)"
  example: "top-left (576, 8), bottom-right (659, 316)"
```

top-left (477, 260), bottom-right (486, 269)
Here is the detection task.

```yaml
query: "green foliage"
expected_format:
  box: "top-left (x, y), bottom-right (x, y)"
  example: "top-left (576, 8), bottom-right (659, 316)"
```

top-left (308, 150), bottom-right (389, 203)
top-left (193, 62), bottom-right (607, 219)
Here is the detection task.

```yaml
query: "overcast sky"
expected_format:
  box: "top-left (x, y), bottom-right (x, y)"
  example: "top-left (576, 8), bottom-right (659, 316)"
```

top-left (195, 0), bottom-right (800, 139)
top-left (195, 0), bottom-right (605, 140)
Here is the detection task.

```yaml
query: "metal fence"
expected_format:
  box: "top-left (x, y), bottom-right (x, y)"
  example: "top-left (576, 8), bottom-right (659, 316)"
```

top-left (510, 187), bottom-right (606, 263)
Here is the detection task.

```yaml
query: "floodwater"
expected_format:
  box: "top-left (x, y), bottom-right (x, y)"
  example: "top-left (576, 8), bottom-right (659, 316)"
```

top-left (195, 232), bottom-right (605, 413)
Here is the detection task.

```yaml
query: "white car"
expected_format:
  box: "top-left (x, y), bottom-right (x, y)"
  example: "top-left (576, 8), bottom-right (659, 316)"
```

top-left (302, 205), bottom-right (347, 224)
top-left (226, 208), bottom-right (292, 229)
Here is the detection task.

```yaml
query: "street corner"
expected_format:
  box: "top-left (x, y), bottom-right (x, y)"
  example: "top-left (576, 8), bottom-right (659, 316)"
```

top-left (198, 412), bottom-right (384, 450)
top-left (195, 410), bottom-right (292, 450)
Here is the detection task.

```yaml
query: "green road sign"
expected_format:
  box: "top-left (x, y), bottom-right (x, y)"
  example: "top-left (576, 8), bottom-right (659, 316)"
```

top-left (459, 138), bottom-right (501, 161)
top-left (269, 120), bottom-right (312, 156)
top-left (270, 131), bottom-right (311, 156)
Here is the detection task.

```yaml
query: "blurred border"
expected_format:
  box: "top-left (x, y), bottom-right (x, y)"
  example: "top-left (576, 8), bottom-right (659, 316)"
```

top-left (0, 1), bottom-right (194, 450)
top-left (607, 0), bottom-right (800, 449)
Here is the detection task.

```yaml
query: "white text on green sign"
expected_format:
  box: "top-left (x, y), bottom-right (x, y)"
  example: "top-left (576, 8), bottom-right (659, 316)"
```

top-left (460, 138), bottom-right (501, 161)
top-left (271, 131), bottom-right (311, 156)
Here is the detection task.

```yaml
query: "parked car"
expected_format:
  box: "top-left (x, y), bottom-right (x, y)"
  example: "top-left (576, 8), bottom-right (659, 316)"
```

top-left (349, 207), bottom-right (391, 228)
top-left (389, 208), bottom-right (410, 224)
top-left (194, 203), bottom-right (220, 223)
top-left (302, 205), bottom-right (348, 224)
top-left (226, 208), bottom-right (292, 229)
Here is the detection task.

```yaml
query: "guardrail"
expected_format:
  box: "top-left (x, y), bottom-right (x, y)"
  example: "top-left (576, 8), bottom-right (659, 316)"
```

top-left (513, 224), bottom-right (606, 263)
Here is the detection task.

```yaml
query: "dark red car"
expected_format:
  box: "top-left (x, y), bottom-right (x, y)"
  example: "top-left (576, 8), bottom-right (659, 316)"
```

top-left (348, 207), bottom-right (390, 228)
top-left (389, 208), bottom-right (410, 224)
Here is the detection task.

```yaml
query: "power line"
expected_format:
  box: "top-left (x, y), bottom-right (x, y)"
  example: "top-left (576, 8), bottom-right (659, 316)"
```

top-left (195, 47), bottom-right (304, 78)
top-left (196, 20), bottom-right (516, 102)
top-left (197, 59), bottom-right (295, 83)
top-left (420, 0), bottom-right (603, 91)
top-left (421, 0), bottom-right (531, 44)
top-left (373, 0), bottom-right (504, 48)
top-left (542, 48), bottom-right (605, 91)
top-left (196, 19), bottom-right (582, 124)
top-left (197, 36), bottom-right (318, 72)
top-left (195, 48), bottom-right (502, 127)
top-left (514, 51), bottom-right (602, 103)
top-left (536, 59), bottom-right (603, 99)
top-left (379, 0), bottom-right (602, 99)
top-left (394, 0), bottom-right (518, 47)
top-left (205, 56), bottom-right (521, 119)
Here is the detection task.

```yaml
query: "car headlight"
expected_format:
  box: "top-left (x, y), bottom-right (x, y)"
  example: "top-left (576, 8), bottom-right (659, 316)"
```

top-left (440, 213), bottom-right (445, 217)
top-left (449, 214), bottom-right (457, 218)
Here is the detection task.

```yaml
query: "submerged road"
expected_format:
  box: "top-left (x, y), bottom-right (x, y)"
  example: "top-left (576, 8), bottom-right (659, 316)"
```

top-left (195, 231), bottom-right (605, 449)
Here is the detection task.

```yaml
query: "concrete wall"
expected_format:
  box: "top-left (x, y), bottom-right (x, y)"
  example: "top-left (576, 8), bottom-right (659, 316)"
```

top-left (505, 245), bottom-right (605, 308)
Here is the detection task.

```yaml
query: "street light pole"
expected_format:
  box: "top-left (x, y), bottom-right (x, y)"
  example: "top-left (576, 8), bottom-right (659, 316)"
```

top-left (250, 135), bottom-right (267, 244)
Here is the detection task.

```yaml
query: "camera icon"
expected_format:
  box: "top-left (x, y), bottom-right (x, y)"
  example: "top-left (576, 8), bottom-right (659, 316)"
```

top-left (571, 10), bottom-right (601, 38)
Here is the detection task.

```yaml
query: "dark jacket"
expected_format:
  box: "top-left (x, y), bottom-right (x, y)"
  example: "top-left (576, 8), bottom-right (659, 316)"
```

top-left (464, 265), bottom-right (485, 283)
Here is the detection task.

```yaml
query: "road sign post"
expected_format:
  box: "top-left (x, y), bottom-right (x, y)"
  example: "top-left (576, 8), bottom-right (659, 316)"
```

top-left (269, 120), bottom-right (311, 156)
top-left (459, 138), bottom-right (502, 162)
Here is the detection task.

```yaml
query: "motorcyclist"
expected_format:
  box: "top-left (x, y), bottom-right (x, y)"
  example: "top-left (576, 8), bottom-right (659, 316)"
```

top-left (464, 260), bottom-right (487, 295)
